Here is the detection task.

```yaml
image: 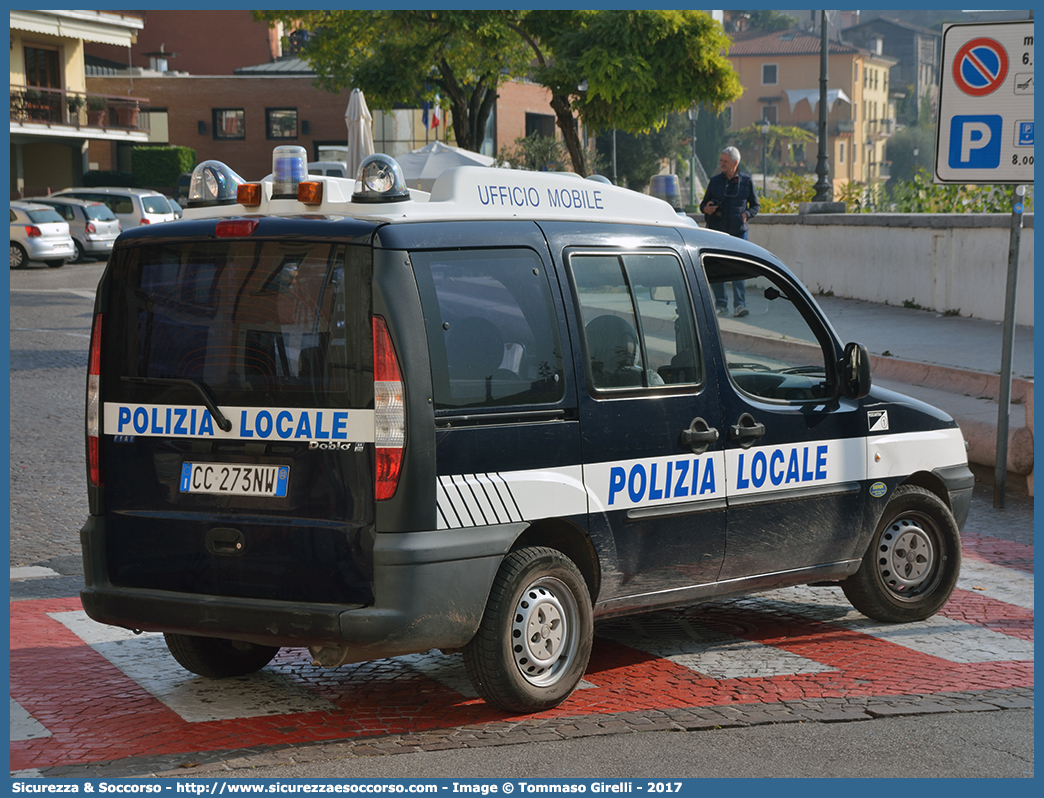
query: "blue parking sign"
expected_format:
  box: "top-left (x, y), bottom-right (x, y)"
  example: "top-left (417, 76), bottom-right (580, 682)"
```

top-left (1017, 122), bottom-right (1034, 146)
top-left (948, 115), bottom-right (1003, 169)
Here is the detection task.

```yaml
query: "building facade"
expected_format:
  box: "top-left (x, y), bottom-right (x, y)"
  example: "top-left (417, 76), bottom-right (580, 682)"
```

top-left (10, 9), bottom-right (148, 198)
top-left (725, 28), bottom-right (898, 190)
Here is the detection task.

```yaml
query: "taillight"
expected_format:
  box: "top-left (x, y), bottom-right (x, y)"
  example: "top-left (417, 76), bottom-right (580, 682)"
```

top-left (25, 226), bottom-right (41, 238)
top-left (372, 316), bottom-right (404, 501)
top-left (86, 222), bottom-right (96, 234)
top-left (87, 313), bottom-right (104, 487)
top-left (140, 218), bottom-right (150, 225)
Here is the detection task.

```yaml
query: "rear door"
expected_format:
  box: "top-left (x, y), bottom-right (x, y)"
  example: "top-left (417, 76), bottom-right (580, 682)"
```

top-left (379, 221), bottom-right (585, 536)
top-left (544, 224), bottom-right (727, 611)
top-left (97, 226), bottom-right (378, 606)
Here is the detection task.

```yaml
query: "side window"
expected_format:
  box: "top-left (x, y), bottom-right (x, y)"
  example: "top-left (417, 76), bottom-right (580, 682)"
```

top-left (111, 196), bottom-right (134, 215)
top-left (413, 249), bottom-right (565, 411)
top-left (570, 251), bottom-right (702, 391)
top-left (703, 254), bottom-right (833, 403)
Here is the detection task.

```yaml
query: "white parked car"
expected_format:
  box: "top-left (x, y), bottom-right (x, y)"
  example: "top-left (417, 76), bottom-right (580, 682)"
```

top-left (48, 187), bottom-right (176, 229)
top-left (27, 196), bottom-right (121, 262)
top-left (10, 201), bottom-right (77, 269)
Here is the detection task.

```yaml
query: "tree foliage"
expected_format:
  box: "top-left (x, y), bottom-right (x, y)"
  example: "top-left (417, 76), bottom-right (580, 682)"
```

top-left (256, 10), bottom-right (741, 175)
top-left (495, 133), bottom-right (571, 172)
top-left (253, 11), bottom-right (532, 153)
top-left (517, 10), bottom-right (742, 174)
top-left (594, 112), bottom-right (689, 189)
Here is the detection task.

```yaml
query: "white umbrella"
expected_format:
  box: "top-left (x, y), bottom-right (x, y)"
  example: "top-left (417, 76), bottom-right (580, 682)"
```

top-left (395, 141), bottom-right (496, 192)
top-left (344, 88), bottom-right (375, 180)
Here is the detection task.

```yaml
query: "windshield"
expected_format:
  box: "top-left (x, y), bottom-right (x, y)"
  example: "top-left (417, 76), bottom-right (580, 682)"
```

top-left (107, 240), bottom-right (372, 408)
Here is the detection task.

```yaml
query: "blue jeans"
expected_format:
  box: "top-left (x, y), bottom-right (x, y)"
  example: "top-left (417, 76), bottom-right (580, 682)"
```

top-left (713, 230), bottom-right (748, 311)
top-left (713, 280), bottom-right (746, 311)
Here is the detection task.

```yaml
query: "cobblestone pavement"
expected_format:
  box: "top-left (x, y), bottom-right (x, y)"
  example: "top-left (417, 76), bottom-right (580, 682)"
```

top-left (8, 266), bottom-right (1034, 778)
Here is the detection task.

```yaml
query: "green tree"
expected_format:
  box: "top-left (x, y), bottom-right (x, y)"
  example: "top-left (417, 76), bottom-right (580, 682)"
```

top-left (495, 133), bottom-right (571, 172)
top-left (253, 11), bottom-right (532, 153)
top-left (516, 10), bottom-right (741, 175)
top-left (594, 112), bottom-right (689, 189)
top-left (885, 125), bottom-right (935, 186)
top-left (726, 10), bottom-right (796, 34)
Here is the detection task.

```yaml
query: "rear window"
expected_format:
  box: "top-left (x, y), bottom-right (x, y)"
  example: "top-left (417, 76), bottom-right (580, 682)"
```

top-left (141, 195), bottom-right (173, 215)
top-left (106, 240), bottom-right (372, 408)
top-left (26, 209), bottom-right (64, 225)
top-left (412, 249), bottom-right (565, 411)
top-left (84, 203), bottom-right (117, 221)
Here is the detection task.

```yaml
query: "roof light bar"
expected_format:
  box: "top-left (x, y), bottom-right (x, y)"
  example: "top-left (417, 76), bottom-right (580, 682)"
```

top-left (187, 160), bottom-right (245, 208)
top-left (272, 145), bottom-right (307, 200)
top-left (353, 154), bottom-right (410, 204)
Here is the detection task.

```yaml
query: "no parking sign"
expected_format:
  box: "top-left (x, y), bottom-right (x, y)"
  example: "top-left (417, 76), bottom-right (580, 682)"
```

top-left (935, 21), bottom-right (1034, 184)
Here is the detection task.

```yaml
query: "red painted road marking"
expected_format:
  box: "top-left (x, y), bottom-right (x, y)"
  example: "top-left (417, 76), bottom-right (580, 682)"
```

top-left (10, 581), bottom-right (1033, 772)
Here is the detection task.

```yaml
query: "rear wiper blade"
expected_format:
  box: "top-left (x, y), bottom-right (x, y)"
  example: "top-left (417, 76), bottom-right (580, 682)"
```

top-left (121, 376), bottom-right (233, 432)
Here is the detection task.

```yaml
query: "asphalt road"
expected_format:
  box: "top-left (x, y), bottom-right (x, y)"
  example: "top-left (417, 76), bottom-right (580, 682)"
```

top-left (205, 709), bottom-right (1035, 779)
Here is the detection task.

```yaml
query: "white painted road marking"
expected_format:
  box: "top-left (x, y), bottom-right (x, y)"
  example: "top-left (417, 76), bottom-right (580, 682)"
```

top-left (50, 611), bottom-right (336, 723)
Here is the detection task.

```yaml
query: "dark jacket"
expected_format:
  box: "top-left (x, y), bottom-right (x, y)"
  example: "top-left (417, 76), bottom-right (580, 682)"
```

top-left (700, 171), bottom-right (759, 236)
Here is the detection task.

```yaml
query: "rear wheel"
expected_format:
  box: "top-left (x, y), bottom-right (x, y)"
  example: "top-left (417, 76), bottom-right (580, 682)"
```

top-left (463, 546), bottom-right (593, 713)
top-left (46, 258), bottom-right (66, 268)
top-left (841, 485), bottom-right (961, 622)
top-left (11, 243), bottom-right (27, 269)
top-left (73, 241), bottom-right (87, 262)
top-left (164, 633), bottom-right (279, 677)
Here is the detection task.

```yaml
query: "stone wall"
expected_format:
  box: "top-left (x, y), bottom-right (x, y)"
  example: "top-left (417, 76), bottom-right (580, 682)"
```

top-left (745, 213), bottom-right (1034, 326)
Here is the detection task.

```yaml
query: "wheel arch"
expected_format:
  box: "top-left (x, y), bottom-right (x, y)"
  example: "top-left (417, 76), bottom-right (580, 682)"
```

top-left (510, 518), bottom-right (601, 604)
top-left (899, 470), bottom-right (952, 510)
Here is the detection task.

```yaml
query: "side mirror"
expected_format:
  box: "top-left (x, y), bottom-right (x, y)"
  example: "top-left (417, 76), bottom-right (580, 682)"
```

top-left (841, 342), bottom-right (871, 400)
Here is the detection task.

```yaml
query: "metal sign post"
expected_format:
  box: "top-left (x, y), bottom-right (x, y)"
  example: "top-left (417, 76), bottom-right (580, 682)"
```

top-left (935, 20), bottom-right (1033, 507)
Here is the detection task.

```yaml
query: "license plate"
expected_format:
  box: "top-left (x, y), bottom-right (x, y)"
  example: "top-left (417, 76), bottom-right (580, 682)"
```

top-left (180, 463), bottom-right (289, 497)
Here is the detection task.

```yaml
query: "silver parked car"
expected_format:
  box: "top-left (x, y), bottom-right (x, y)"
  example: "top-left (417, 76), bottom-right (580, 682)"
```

top-left (10, 201), bottom-right (77, 269)
top-left (27, 196), bottom-right (121, 262)
top-left (48, 187), bottom-right (176, 230)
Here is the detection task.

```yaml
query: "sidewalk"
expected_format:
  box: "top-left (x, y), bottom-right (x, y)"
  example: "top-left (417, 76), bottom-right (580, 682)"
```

top-left (816, 295), bottom-right (1035, 494)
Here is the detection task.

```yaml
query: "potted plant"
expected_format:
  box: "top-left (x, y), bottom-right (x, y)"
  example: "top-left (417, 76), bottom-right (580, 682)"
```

top-left (87, 95), bottom-right (107, 126)
top-left (67, 94), bottom-right (85, 122)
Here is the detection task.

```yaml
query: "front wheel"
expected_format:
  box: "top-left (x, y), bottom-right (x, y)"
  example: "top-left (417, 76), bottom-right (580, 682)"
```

top-left (164, 633), bottom-right (279, 677)
top-left (46, 258), bottom-right (67, 268)
top-left (463, 547), bottom-right (593, 713)
top-left (841, 485), bottom-right (961, 623)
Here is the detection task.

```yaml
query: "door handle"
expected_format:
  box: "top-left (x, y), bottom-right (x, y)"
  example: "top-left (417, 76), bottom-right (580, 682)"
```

top-left (681, 417), bottom-right (719, 454)
top-left (729, 413), bottom-right (765, 448)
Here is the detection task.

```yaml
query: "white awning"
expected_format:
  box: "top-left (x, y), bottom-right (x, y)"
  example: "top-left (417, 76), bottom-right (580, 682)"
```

top-left (11, 10), bottom-right (142, 47)
top-left (783, 89), bottom-right (852, 114)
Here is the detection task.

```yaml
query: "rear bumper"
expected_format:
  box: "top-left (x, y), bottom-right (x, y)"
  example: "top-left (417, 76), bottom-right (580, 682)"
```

top-left (25, 238), bottom-right (75, 260)
top-left (80, 516), bottom-right (521, 656)
top-left (83, 236), bottom-right (116, 254)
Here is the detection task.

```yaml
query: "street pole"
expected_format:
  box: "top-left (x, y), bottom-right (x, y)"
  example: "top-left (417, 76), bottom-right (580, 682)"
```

top-left (812, 9), bottom-right (832, 202)
top-left (993, 184), bottom-right (1025, 507)
top-left (760, 122), bottom-right (769, 197)
top-left (689, 106), bottom-right (698, 208)
top-left (612, 127), bottom-right (618, 186)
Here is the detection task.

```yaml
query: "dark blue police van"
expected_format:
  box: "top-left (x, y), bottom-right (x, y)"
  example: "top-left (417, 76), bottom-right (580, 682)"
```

top-left (81, 148), bottom-right (972, 712)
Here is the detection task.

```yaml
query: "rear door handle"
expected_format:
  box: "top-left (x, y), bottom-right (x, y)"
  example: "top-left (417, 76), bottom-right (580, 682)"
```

top-left (729, 413), bottom-right (765, 447)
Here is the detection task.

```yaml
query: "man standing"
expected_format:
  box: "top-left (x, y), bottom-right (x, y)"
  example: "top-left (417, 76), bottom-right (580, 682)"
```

top-left (700, 146), bottom-right (760, 317)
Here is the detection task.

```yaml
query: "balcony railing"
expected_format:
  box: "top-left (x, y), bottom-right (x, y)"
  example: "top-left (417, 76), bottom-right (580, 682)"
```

top-left (10, 85), bottom-right (150, 133)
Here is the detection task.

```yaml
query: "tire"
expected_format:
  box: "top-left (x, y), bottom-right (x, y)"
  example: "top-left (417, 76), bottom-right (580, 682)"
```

top-left (11, 243), bottom-right (27, 269)
top-left (841, 485), bottom-right (961, 623)
top-left (463, 546), bottom-right (593, 713)
top-left (46, 259), bottom-right (67, 268)
top-left (164, 633), bottom-right (279, 678)
top-left (74, 241), bottom-right (87, 263)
